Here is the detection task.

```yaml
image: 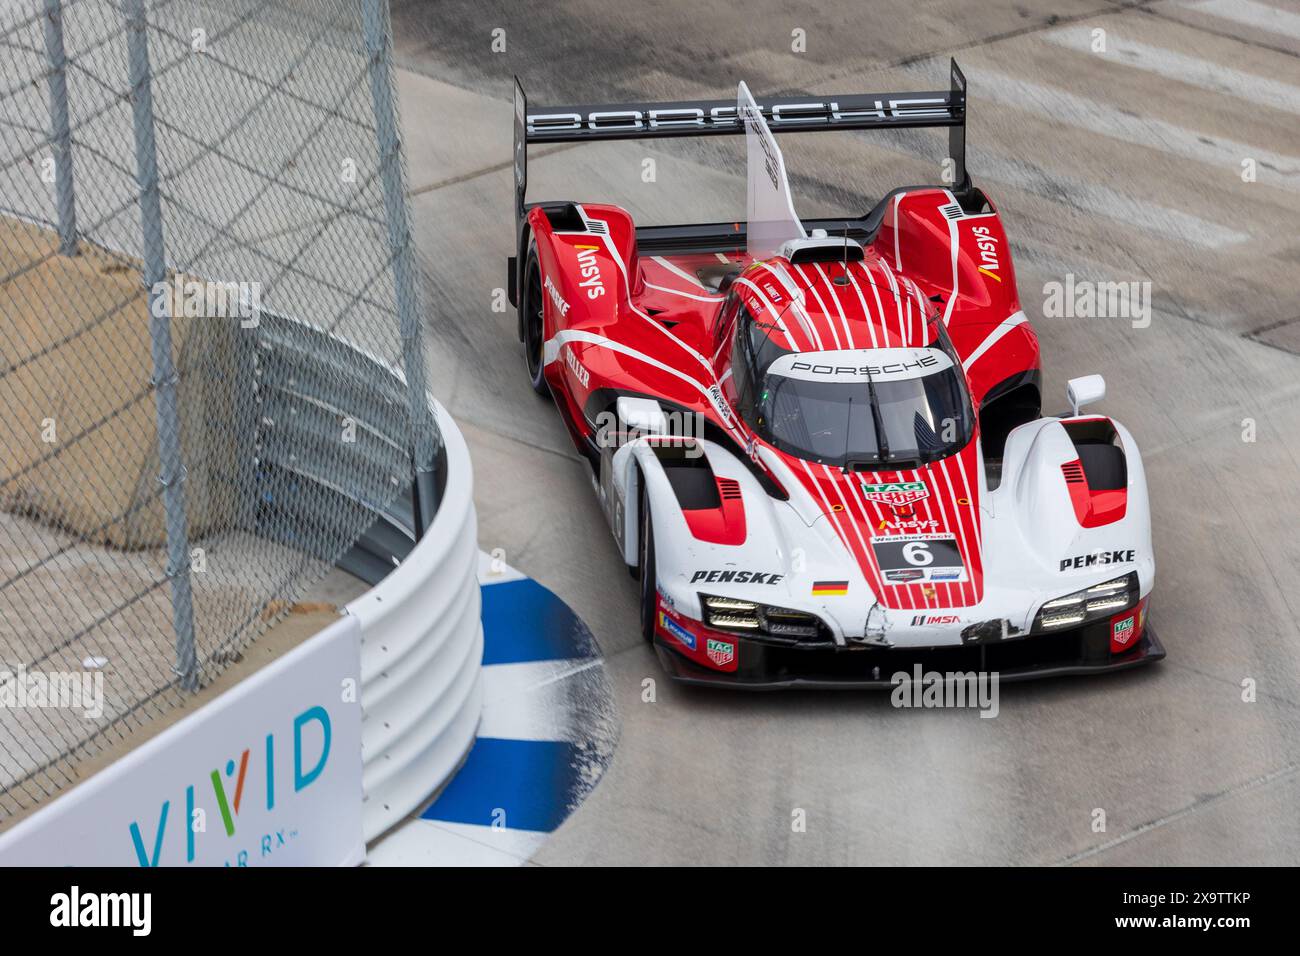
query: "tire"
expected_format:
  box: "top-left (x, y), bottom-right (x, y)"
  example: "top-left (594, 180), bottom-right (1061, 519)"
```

top-left (638, 476), bottom-right (657, 644)
top-left (520, 243), bottom-right (550, 397)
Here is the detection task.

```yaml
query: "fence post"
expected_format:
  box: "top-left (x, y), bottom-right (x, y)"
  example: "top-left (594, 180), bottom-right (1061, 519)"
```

top-left (124, 0), bottom-right (198, 690)
top-left (361, 0), bottom-right (442, 536)
top-left (42, 0), bottom-right (77, 256)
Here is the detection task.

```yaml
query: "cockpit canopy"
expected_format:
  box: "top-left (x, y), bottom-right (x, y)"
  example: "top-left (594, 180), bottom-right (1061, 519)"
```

top-left (730, 312), bottom-right (975, 468)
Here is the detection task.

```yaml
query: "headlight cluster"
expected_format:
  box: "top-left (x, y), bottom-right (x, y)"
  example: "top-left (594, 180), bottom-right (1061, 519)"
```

top-left (1034, 572), bottom-right (1138, 631)
top-left (701, 594), bottom-right (823, 639)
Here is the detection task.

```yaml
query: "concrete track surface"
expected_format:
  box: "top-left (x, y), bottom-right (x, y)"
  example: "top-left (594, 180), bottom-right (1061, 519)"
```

top-left (389, 0), bottom-right (1300, 865)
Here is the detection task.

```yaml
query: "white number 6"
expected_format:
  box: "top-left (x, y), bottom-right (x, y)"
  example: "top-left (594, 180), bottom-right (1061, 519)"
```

top-left (903, 542), bottom-right (934, 566)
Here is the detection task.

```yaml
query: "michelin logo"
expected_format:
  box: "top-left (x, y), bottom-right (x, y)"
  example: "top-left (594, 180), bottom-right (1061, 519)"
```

top-left (659, 612), bottom-right (695, 650)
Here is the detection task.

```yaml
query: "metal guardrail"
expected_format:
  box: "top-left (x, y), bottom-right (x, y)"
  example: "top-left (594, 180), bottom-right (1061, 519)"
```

top-left (250, 311), bottom-right (482, 841)
top-left (250, 311), bottom-right (420, 577)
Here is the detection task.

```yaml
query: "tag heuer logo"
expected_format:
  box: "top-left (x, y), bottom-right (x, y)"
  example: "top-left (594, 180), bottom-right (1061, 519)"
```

top-left (1113, 616), bottom-right (1135, 646)
top-left (706, 638), bottom-right (735, 667)
top-left (860, 481), bottom-right (928, 508)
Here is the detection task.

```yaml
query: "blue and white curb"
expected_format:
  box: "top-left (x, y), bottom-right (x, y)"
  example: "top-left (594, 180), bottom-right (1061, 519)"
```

top-left (368, 553), bottom-right (619, 865)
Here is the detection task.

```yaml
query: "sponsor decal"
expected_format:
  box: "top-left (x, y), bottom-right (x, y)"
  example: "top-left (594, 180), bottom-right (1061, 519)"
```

top-left (971, 224), bottom-right (1001, 283)
top-left (1059, 549), bottom-right (1135, 572)
top-left (128, 704), bottom-right (335, 866)
top-left (543, 274), bottom-right (570, 316)
top-left (659, 610), bottom-right (696, 651)
top-left (574, 245), bottom-right (606, 299)
top-left (706, 638), bottom-right (736, 667)
top-left (885, 568), bottom-right (925, 582)
top-left (564, 345), bottom-right (590, 387)
top-left (784, 354), bottom-right (943, 381)
top-left (912, 614), bottom-right (961, 626)
top-left (811, 580), bottom-right (848, 597)
top-left (708, 383), bottom-right (733, 425)
top-left (743, 99), bottom-right (782, 189)
top-left (527, 97), bottom-right (952, 139)
top-left (872, 534), bottom-right (966, 584)
top-left (861, 481), bottom-right (929, 509)
top-left (656, 585), bottom-right (675, 610)
top-left (877, 517), bottom-right (940, 533)
top-left (689, 570), bottom-right (783, 585)
top-left (1112, 614), bottom-right (1135, 648)
top-left (1110, 598), bottom-right (1147, 654)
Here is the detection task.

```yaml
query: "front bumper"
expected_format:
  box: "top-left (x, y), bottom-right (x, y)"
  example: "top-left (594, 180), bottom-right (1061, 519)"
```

top-left (653, 617), bottom-right (1166, 690)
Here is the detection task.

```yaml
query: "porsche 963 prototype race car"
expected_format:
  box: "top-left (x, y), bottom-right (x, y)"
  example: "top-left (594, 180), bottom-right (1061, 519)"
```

top-left (506, 62), bottom-right (1163, 688)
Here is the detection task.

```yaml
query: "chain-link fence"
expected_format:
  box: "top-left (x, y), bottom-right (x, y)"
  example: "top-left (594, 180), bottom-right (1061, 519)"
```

top-left (0, 0), bottom-right (441, 819)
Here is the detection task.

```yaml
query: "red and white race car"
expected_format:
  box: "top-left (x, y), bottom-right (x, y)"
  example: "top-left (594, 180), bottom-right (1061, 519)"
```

top-left (506, 63), bottom-right (1163, 687)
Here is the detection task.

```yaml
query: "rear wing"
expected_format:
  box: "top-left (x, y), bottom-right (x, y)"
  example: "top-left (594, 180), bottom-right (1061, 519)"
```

top-left (512, 59), bottom-right (969, 234)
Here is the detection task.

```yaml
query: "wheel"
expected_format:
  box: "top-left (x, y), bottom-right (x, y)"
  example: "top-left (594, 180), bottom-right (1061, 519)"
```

top-left (520, 243), bottom-right (549, 397)
top-left (638, 476), bottom-right (657, 644)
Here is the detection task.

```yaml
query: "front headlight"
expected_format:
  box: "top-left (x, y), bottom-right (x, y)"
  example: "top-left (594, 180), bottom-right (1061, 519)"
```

top-left (701, 594), bottom-right (823, 639)
top-left (1034, 572), bottom-right (1138, 631)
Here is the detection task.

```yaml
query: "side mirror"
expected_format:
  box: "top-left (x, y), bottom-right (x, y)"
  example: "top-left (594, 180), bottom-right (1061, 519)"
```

top-left (616, 396), bottom-right (667, 434)
top-left (1066, 374), bottom-right (1106, 417)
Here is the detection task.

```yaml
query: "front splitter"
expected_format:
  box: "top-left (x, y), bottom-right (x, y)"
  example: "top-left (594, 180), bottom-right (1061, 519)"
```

top-left (653, 624), bottom-right (1166, 691)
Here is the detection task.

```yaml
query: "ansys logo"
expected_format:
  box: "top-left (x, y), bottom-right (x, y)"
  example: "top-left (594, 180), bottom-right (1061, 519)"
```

top-left (128, 704), bottom-right (332, 867)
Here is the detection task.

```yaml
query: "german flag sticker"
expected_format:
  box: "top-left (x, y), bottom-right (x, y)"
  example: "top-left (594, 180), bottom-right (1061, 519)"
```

top-left (812, 580), bottom-right (849, 597)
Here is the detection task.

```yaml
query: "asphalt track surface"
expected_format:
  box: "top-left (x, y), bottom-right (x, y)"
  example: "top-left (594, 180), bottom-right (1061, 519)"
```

top-left (389, 0), bottom-right (1300, 864)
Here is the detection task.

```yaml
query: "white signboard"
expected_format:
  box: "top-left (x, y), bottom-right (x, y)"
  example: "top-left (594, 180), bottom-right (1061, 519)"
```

top-left (0, 615), bottom-right (364, 867)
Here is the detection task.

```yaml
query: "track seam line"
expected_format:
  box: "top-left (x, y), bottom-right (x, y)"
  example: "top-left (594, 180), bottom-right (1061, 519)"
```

top-left (1135, 4), bottom-right (1300, 61)
top-left (1054, 760), bottom-right (1300, 865)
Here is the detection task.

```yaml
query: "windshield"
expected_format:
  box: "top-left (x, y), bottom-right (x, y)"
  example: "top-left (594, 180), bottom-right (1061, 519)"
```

top-left (738, 332), bottom-right (974, 468)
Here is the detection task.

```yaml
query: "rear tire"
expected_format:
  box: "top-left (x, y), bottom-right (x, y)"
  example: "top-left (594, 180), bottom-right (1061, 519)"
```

top-left (520, 244), bottom-right (549, 397)
top-left (638, 477), bottom-right (657, 645)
